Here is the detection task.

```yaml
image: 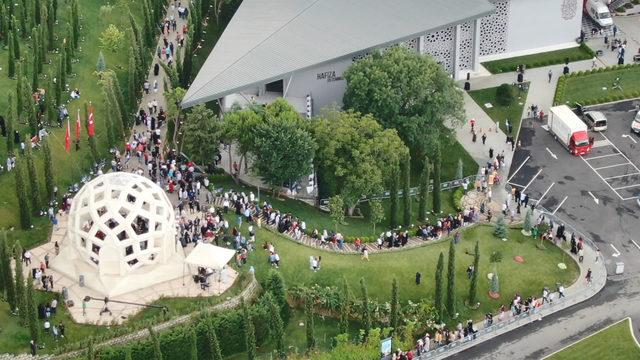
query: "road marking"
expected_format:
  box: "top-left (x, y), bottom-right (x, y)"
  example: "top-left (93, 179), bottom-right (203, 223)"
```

top-left (622, 134), bottom-right (638, 144)
top-left (593, 163), bottom-right (629, 170)
top-left (622, 195), bottom-right (640, 200)
top-left (610, 244), bottom-right (621, 257)
top-left (552, 196), bottom-right (568, 215)
top-left (592, 139), bottom-right (611, 148)
top-left (601, 133), bottom-right (640, 173)
top-left (536, 182), bottom-right (555, 205)
top-left (507, 156), bottom-right (530, 183)
top-left (604, 172), bottom-right (640, 180)
top-left (631, 239), bottom-right (640, 251)
top-left (583, 153), bottom-right (621, 160)
top-left (507, 182), bottom-right (527, 188)
top-left (613, 183), bottom-right (640, 191)
top-left (588, 191), bottom-right (599, 205)
top-left (522, 169), bottom-right (542, 192)
top-left (581, 156), bottom-right (624, 200)
top-left (545, 147), bottom-right (558, 160)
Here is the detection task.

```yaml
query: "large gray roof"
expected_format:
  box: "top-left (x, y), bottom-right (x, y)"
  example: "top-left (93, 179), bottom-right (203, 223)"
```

top-left (181, 0), bottom-right (494, 108)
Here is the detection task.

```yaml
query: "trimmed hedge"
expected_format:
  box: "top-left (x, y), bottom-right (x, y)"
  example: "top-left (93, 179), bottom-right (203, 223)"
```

top-left (553, 62), bottom-right (640, 106)
top-left (482, 43), bottom-right (595, 73)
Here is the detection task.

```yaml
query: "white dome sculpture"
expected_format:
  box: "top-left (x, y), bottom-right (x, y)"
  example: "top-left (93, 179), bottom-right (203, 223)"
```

top-left (51, 172), bottom-right (185, 298)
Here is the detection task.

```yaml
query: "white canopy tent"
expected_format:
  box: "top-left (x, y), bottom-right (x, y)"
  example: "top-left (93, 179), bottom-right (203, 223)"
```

top-left (185, 243), bottom-right (236, 269)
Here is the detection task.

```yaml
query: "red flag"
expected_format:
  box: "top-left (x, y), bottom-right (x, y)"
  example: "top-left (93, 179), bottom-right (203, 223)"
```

top-left (75, 109), bottom-right (81, 141)
top-left (65, 118), bottom-right (70, 153)
top-left (88, 104), bottom-right (95, 137)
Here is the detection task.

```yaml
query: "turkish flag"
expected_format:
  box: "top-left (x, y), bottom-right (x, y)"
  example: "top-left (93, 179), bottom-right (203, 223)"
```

top-left (88, 104), bottom-right (95, 137)
top-left (65, 118), bottom-right (70, 153)
top-left (75, 110), bottom-right (81, 141)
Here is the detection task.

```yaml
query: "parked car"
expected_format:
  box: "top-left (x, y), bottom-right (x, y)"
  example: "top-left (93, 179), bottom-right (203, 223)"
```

top-left (583, 111), bottom-right (608, 132)
top-left (632, 111), bottom-right (640, 134)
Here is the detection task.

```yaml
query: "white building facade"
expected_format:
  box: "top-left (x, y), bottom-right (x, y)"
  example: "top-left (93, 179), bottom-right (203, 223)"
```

top-left (183, 0), bottom-right (583, 116)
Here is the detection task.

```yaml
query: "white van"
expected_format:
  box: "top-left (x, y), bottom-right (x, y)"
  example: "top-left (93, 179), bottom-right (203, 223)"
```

top-left (583, 111), bottom-right (608, 131)
top-left (632, 110), bottom-right (640, 134)
top-left (585, 0), bottom-right (613, 28)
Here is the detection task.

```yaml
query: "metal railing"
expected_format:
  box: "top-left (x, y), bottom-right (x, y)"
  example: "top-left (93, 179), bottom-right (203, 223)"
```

top-left (417, 207), bottom-right (607, 360)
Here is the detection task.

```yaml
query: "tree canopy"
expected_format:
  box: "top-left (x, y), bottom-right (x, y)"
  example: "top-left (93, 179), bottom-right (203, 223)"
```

top-left (181, 104), bottom-right (221, 165)
top-left (312, 109), bottom-right (408, 211)
top-left (343, 46), bottom-right (465, 157)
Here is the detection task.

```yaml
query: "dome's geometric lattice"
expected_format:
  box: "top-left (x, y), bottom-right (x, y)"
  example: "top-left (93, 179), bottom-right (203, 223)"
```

top-left (67, 172), bottom-right (177, 276)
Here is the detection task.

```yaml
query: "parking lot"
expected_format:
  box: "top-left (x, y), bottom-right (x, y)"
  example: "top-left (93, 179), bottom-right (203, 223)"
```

top-left (507, 99), bottom-right (640, 273)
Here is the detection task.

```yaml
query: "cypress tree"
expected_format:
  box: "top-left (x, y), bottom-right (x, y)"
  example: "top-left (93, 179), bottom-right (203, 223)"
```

top-left (25, 145), bottom-right (41, 211)
top-left (338, 277), bottom-right (350, 335)
top-left (34, 0), bottom-right (41, 25)
top-left (189, 328), bottom-right (198, 360)
top-left (142, 0), bottom-right (153, 48)
top-left (18, 0), bottom-right (27, 37)
top-left (96, 51), bottom-right (106, 73)
top-left (181, 36), bottom-right (192, 88)
top-left (243, 309), bottom-right (257, 359)
top-left (127, 50), bottom-right (138, 111)
top-left (1, 4), bottom-right (8, 47)
top-left (390, 278), bottom-right (399, 332)
top-left (104, 100), bottom-right (115, 149)
top-left (70, 0), bottom-right (78, 48)
top-left (104, 87), bottom-right (123, 141)
top-left (266, 293), bottom-right (286, 359)
top-left (42, 138), bottom-right (54, 202)
top-left (55, 54), bottom-right (63, 106)
top-left (86, 340), bottom-right (96, 360)
top-left (16, 61), bottom-right (23, 113)
top-left (6, 92), bottom-right (15, 155)
top-left (360, 277), bottom-right (371, 341)
top-left (264, 269), bottom-right (288, 320)
top-left (468, 241), bottom-right (480, 306)
top-left (129, 13), bottom-right (143, 53)
top-left (304, 295), bottom-right (315, 351)
top-left (46, 0), bottom-right (53, 50)
top-left (25, 278), bottom-right (38, 342)
top-left (64, 32), bottom-right (72, 74)
top-left (46, 74), bottom-right (57, 126)
top-left (51, 0), bottom-right (57, 21)
top-left (402, 156), bottom-right (411, 227)
top-left (389, 164), bottom-right (399, 229)
top-left (7, 31), bottom-right (15, 78)
top-left (446, 239), bottom-right (457, 318)
top-left (432, 144), bottom-right (442, 215)
top-left (0, 232), bottom-right (17, 312)
top-left (13, 243), bottom-right (26, 320)
top-left (418, 156), bottom-right (430, 221)
top-left (12, 16), bottom-right (20, 58)
top-left (125, 348), bottom-right (133, 360)
top-left (58, 52), bottom-right (66, 95)
top-left (31, 32), bottom-right (39, 90)
top-left (204, 318), bottom-right (223, 360)
top-left (109, 72), bottom-right (128, 130)
top-left (148, 327), bottom-right (163, 360)
top-left (39, 6), bottom-right (47, 63)
top-left (14, 159), bottom-right (32, 229)
top-left (434, 252), bottom-right (444, 322)
top-left (83, 103), bottom-right (99, 163)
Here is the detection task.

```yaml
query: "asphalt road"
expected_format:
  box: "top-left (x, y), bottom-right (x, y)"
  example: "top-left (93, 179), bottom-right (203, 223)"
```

top-left (506, 100), bottom-right (640, 275)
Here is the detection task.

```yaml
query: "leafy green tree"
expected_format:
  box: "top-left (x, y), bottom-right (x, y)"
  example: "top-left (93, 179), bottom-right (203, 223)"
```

top-left (402, 156), bottom-right (411, 227)
top-left (389, 164), bottom-right (399, 228)
top-left (446, 239), bottom-right (456, 318)
top-left (343, 46), bottom-right (465, 159)
top-left (25, 145), bottom-right (42, 211)
top-left (432, 145), bottom-right (442, 214)
top-left (204, 317), bottom-right (223, 360)
top-left (305, 295), bottom-right (316, 351)
top-left (0, 232), bottom-right (17, 311)
top-left (13, 243), bottom-right (26, 320)
top-left (7, 31), bottom-right (15, 78)
top-left (339, 277), bottom-right (350, 335)
top-left (360, 277), bottom-right (371, 341)
top-left (222, 108), bottom-right (262, 175)
top-left (42, 138), bottom-right (54, 201)
top-left (418, 156), bottom-right (430, 221)
top-left (369, 199), bottom-right (384, 235)
top-left (328, 195), bottom-right (344, 233)
top-left (149, 327), bottom-right (163, 360)
top-left (390, 278), bottom-right (399, 331)
top-left (434, 252), bottom-right (444, 322)
top-left (14, 159), bottom-right (32, 229)
top-left (312, 109), bottom-right (407, 215)
top-left (99, 24), bottom-right (125, 52)
top-left (25, 279), bottom-right (38, 342)
top-left (468, 242), bottom-right (480, 306)
top-left (494, 215), bottom-right (508, 239)
top-left (252, 101), bottom-right (316, 194)
top-left (96, 51), bottom-right (106, 73)
top-left (180, 104), bottom-right (221, 166)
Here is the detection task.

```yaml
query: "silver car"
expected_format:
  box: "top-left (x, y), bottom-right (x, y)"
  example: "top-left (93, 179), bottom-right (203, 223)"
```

top-left (632, 111), bottom-right (640, 134)
top-left (583, 111), bottom-right (608, 132)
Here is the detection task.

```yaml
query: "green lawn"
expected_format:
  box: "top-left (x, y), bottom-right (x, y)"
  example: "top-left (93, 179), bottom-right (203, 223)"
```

top-left (547, 318), bottom-right (640, 360)
top-left (211, 174), bottom-right (457, 238)
top-left (554, 65), bottom-right (640, 106)
top-left (482, 44), bottom-right (594, 74)
top-left (246, 225), bottom-right (579, 324)
top-left (468, 84), bottom-right (529, 138)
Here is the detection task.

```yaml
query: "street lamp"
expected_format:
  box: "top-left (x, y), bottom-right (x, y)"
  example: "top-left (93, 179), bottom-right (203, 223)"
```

top-left (83, 296), bottom-right (168, 316)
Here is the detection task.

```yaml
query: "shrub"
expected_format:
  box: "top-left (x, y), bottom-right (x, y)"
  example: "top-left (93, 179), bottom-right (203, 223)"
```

top-left (616, 6), bottom-right (626, 12)
top-left (625, 2), bottom-right (634, 8)
top-left (453, 188), bottom-right (464, 211)
top-left (496, 83), bottom-right (516, 106)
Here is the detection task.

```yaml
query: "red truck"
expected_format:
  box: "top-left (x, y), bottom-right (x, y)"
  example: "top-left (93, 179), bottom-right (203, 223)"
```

top-left (548, 105), bottom-right (593, 156)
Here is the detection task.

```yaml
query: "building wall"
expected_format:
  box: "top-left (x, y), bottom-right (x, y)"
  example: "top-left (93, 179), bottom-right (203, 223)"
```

top-left (479, 0), bottom-right (582, 62)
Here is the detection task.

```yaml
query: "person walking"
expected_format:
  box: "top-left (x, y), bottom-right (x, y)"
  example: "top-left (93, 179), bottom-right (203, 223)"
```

top-left (548, 69), bottom-right (552, 83)
top-left (361, 247), bottom-right (369, 261)
top-left (585, 268), bottom-right (592, 285)
top-left (415, 272), bottom-right (422, 285)
top-left (143, 80), bottom-right (150, 94)
top-left (481, 132), bottom-right (487, 145)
